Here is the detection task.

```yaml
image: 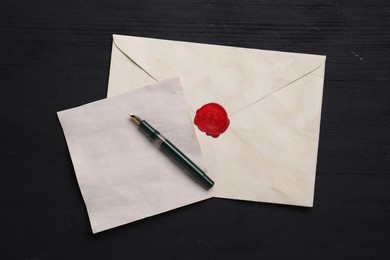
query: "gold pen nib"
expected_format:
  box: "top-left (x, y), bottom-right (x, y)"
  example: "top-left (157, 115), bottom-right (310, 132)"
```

top-left (129, 114), bottom-right (142, 125)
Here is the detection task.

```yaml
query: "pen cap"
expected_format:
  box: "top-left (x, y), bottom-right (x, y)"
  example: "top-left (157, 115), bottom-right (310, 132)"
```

top-left (160, 139), bottom-right (214, 189)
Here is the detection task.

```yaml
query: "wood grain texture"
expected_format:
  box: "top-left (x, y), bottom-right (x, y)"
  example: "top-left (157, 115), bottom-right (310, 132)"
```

top-left (0, 0), bottom-right (389, 259)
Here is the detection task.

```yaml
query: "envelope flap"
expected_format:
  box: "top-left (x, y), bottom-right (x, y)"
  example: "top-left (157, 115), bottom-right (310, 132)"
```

top-left (113, 34), bottom-right (325, 114)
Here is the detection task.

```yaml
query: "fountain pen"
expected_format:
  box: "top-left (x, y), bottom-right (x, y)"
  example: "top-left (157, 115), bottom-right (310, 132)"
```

top-left (129, 115), bottom-right (214, 189)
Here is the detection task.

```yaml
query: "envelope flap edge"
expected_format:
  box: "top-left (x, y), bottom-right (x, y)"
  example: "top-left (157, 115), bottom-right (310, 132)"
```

top-left (112, 34), bottom-right (326, 114)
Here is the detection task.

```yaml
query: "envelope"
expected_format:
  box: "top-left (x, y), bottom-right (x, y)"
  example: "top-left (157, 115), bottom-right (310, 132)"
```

top-left (58, 78), bottom-right (212, 233)
top-left (107, 35), bottom-right (326, 207)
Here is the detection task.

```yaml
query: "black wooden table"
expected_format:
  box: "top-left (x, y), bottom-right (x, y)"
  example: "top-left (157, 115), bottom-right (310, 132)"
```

top-left (1, 1), bottom-right (389, 259)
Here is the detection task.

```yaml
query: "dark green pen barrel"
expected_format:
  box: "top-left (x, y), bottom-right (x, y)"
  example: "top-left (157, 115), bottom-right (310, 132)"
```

top-left (139, 121), bottom-right (159, 139)
top-left (160, 140), bottom-right (214, 189)
top-left (138, 119), bottom-right (214, 189)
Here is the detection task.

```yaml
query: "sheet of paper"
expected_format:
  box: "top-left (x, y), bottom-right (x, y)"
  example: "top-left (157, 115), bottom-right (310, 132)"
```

top-left (58, 78), bottom-right (212, 233)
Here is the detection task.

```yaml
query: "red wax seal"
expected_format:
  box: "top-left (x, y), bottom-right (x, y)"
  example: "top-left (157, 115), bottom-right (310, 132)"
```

top-left (194, 103), bottom-right (230, 138)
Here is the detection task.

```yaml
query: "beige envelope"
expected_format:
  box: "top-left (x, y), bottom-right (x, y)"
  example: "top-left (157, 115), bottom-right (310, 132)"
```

top-left (107, 34), bottom-right (326, 207)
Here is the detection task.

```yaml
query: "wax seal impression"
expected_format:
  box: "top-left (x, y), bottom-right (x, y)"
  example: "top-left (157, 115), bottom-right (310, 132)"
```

top-left (194, 102), bottom-right (230, 138)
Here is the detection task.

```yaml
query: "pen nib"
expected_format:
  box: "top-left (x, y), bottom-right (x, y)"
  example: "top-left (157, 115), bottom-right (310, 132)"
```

top-left (129, 114), bottom-right (142, 125)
